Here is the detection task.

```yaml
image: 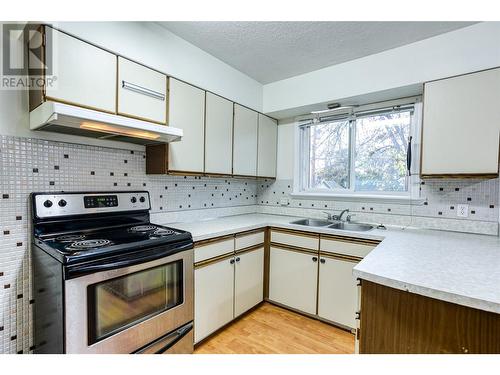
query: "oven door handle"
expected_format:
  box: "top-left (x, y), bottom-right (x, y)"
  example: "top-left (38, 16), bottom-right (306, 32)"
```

top-left (133, 322), bottom-right (193, 354)
top-left (66, 243), bottom-right (192, 278)
top-left (155, 322), bottom-right (193, 354)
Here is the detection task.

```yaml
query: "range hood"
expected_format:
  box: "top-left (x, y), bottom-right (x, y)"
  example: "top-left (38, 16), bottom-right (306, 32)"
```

top-left (30, 101), bottom-right (183, 145)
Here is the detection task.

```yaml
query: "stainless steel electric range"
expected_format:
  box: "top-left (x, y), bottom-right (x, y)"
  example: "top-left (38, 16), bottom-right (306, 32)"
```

top-left (31, 191), bottom-right (194, 354)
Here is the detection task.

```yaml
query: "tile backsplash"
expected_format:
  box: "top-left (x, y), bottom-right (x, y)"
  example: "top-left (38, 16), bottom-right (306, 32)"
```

top-left (0, 134), bottom-right (498, 354)
top-left (0, 135), bottom-right (257, 354)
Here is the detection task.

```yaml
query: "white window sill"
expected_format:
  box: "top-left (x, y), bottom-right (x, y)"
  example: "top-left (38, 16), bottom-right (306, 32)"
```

top-left (290, 191), bottom-right (426, 205)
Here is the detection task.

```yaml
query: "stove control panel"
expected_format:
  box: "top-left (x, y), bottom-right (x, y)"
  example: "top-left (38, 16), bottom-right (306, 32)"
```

top-left (33, 191), bottom-right (151, 219)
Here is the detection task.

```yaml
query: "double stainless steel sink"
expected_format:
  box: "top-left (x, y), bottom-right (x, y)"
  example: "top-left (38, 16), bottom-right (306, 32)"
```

top-left (290, 218), bottom-right (374, 232)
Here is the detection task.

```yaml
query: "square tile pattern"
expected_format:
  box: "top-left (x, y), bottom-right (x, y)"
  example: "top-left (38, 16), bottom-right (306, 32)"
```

top-left (0, 134), bottom-right (498, 354)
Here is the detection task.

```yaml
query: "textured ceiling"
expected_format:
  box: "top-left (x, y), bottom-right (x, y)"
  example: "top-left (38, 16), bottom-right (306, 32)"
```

top-left (158, 21), bottom-right (476, 84)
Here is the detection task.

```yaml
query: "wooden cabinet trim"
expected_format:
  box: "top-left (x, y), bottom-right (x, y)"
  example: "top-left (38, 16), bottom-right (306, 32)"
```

top-left (235, 244), bottom-right (264, 255)
top-left (194, 252), bottom-right (234, 269)
top-left (235, 228), bottom-right (265, 237)
top-left (319, 251), bottom-right (363, 263)
top-left (320, 234), bottom-right (381, 246)
top-left (270, 242), bottom-right (319, 256)
top-left (194, 234), bottom-right (235, 247)
top-left (421, 173), bottom-right (499, 179)
top-left (270, 227), bottom-right (319, 239)
top-left (44, 96), bottom-right (116, 115)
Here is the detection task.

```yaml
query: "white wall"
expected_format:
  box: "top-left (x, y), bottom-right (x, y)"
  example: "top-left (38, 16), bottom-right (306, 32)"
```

top-left (264, 22), bottom-right (500, 118)
top-left (55, 22), bottom-right (263, 111)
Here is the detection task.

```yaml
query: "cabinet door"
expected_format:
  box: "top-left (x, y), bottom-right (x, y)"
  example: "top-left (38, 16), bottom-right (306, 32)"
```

top-left (257, 114), bottom-right (278, 178)
top-left (422, 68), bottom-right (500, 176)
top-left (234, 248), bottom-right (264, 317)
top-left (168, 78), bottom-right (206, 173)
top-left (269, 247), bottom-right (318, 315)
top-left (205, 93), bottom-right (233, 175)
top-left (117, 57), bottom-right (167, 123)
top-left (194, 257), bottom-right (234, 343)
top-left (318, 256), bottom-right (358, 329)
top-left (233, 104), bottom-right (258, 176)
top-left (45, 28), bottom-right (116, 113)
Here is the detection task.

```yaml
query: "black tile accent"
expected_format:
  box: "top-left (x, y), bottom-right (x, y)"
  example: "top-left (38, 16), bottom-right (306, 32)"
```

top-left (179, 205), bottom-right (182, 209)
top-left (362, 207), bottom-right (365, 210)
top-left (439, 187), bottom-right (444, 191)
top-left (110, 172), bottom-right (114, 176)
top-left (175, 183), bottom-right (178, 187)
top-left (32, 168), bottom-right (38, 173)
top-left (160, 195), bottom-right (163, 198)
top-left (10, 335), bottom-right (16, 340)
top-left (0, 272), bottom-right (3, 277)
top-left (124, 173), bottom-right (128, 177)
top-left (90, 171), bottom-right (95, 175)
top-left (54, 165), bottom-right (59, 170)
top-left (471, 210), bottom-right (476, 214)
top-left (17, 350), bottom-right (23, 354)
top-left (387, 208), bottom-right (391, 212)
top-left (127, 183), bottom-right (131, 187)
top-left (17, 294), bottom-right (23, 299)
top-left (130, 150), bottom-right (134, 154)
top-left (160, 207), bottom-right (163, 210)
top-left (438, 212), bottom-right (443, 215)
top-left (113, 183), bottom-right (117, 186)
top-left (16, 216), bottom-right (22, 220)
top-left (165, 186), bottom-right (168, 190)
top-left (3, 230), bottom-right (10, 235)
top-left (450, 206), bottom-right (455, 210)
top-left (63, 154), bottom-right (69, 158)
top-left (298, 203), bottom-right (302, 206)
top-left (0, 326), bottom-right (3, 331)
top-left (29, 345), bottom-right (35, 351)
top-left (455, 188), bottom-right (459, 191)
top-left (490, 205), bottom-right (495, 208)
top-left (4, 284), bottom-right (10, 289)
top-left (421, 181), bottom-right (425, 185)
top-left (49, 181), bottom-right (55, 186)
top-left (124, 160), bottom-right (128, 163)
top-left (17, 242), bottom-right (22, 246)
top-left (29, 299), bottom-right (34, 304)
top-left (3, 194), bottom-right (9, 199)
top-left (142, 183), bottom-right (146, 187)
top-left (467, 197), bottom-right (472, 201)
top-left (324, 204), bottom-right (328, 208)
top-left (424, 202), bottom-right (428, 205)
top-left (369, 207), bottom-right (373, 211)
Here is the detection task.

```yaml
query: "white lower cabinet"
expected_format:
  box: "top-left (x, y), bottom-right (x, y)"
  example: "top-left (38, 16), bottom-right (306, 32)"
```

top-left (317, 255), bottom-right (359, 329)
top-left (234, 248), bottom-right (264, 317)
top-left (194, 256), bottom-right (235, 343)
top-left (269, 246), bottom-right (318, 315)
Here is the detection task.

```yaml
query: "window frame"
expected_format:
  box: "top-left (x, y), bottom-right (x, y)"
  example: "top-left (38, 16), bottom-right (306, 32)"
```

top-left (293, 100), bottom-right (422, 203)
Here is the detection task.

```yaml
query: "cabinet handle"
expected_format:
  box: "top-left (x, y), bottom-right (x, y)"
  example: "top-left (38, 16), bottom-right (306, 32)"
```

top-left (235, 257), bottom-right (240, 262)
top-left (406, 135), bottom-right (412, 176)
top-left (312, 257), bottom-right (318, 262)
top-left (229, 258), bottom-right (235, 264)
top-left (122, 80), bottom-right (165, 101)
top-left (320, 258), bottom-right (326, 264)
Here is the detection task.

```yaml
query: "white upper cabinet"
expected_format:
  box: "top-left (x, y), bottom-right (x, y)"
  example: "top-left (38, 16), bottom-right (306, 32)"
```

top-left (233, 104), bottom-right (258, 176)
top-left (257, 114), bottom-right (278, 178)
top-left (168, 78), bottom-right (206, 173)
top-left (117, 57), bottom-right (167, 124)
top-left (205, 93), bottom-right (234, 175)
top-left (422, 68), bottom-right (500, 177)
top-left (45, 28), bottom-right (116, 113)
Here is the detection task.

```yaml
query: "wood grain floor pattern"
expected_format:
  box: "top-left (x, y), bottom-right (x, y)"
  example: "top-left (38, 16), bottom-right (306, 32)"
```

top-left (194, 302), bottom-right (355, 354)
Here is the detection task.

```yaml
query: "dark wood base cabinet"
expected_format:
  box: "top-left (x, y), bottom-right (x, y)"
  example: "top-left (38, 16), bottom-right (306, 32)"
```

top-left (359, 281), bottom-right (500, 354)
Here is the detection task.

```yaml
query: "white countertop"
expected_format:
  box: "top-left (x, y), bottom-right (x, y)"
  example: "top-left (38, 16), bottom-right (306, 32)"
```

top-left (155, 213), bottom-right (500, 314)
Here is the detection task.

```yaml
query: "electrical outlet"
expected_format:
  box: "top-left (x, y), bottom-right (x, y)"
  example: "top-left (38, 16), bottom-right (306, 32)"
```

top-left (280, 198), bottom-right (289, 206)
top-left (457, 204), bottom-right (469, 218)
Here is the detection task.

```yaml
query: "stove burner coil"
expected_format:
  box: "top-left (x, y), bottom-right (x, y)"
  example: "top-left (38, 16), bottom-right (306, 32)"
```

top-left (66, 239), bottom-right (112, 250)
top-left (152, 228), bottom-right (175, 237)
top-left (128, 225), bottom-right (158, 233)
top-left (56, 234), bottom-right (86, 243)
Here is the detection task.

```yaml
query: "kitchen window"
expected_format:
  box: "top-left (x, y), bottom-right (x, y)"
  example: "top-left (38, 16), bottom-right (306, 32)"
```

top-left (296, 102), bottom-right (421, 200)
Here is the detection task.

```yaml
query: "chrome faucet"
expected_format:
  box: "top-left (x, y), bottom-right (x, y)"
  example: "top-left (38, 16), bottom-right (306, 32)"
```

top-left (336, 209), bottom-right (350, 222)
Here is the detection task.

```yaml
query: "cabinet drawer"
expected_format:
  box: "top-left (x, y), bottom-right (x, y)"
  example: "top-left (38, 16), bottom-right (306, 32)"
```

top-left (117, 57), bottom-right (167, 124)
top-left (271, 229), bottom-right (318, 251)
top-left (320, 237), bottom-right (376, 258)
top-left (194, 237), bottom-right (234, 263)
top-left (235, 231), bottom-right (265, 251)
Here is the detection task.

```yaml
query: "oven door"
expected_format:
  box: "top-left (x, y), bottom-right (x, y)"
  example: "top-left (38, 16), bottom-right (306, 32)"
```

top-left (64, 248), bottom-right (193, 354)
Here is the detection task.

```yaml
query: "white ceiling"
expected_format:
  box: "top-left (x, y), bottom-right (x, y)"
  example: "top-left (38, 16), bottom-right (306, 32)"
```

top-left (158, 22), bottom-right (476, 84)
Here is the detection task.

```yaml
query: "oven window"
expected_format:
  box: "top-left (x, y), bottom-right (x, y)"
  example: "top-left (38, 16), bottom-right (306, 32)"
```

top-left (88, 260), bottom-right (183, 344)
